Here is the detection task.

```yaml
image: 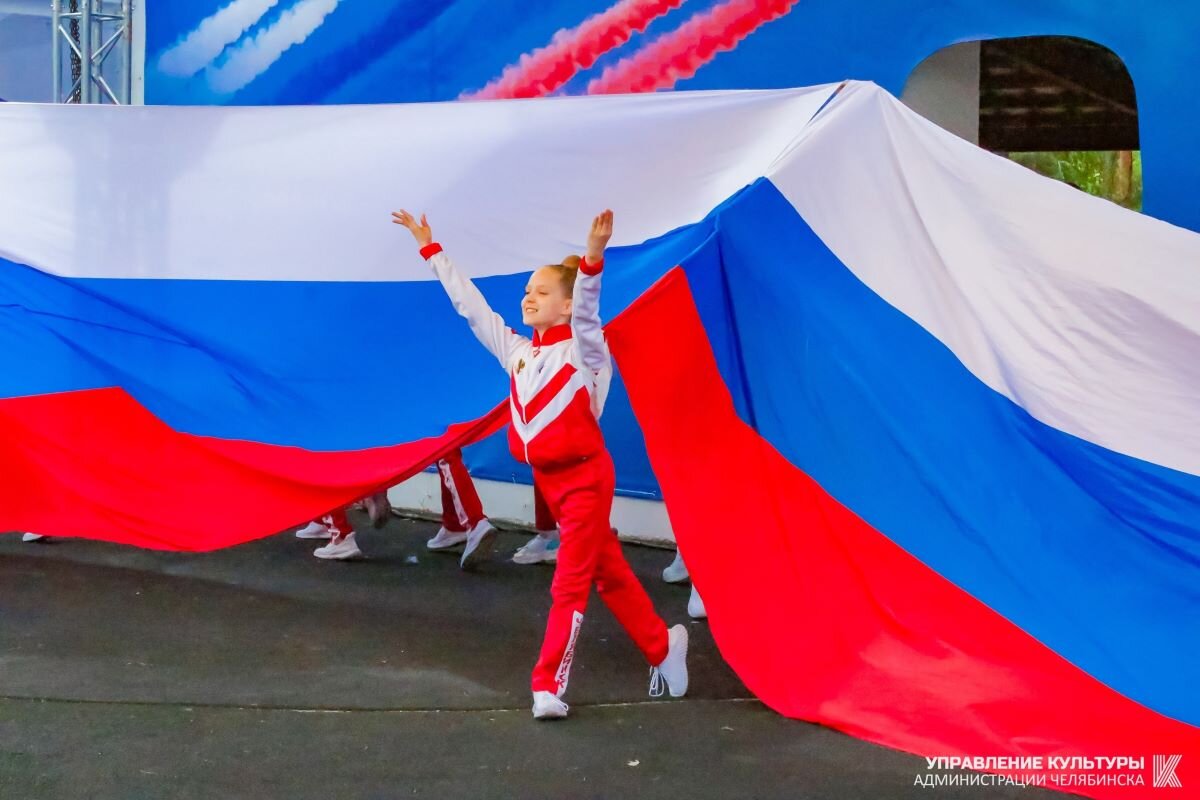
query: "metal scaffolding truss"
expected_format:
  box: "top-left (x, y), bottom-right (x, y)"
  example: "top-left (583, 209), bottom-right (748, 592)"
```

top-left (51, 0), bottom-right (133, 104)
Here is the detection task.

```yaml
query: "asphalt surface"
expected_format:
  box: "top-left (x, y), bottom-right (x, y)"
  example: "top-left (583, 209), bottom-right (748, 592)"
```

top-left (0, 512), bottom-right (1064, 799)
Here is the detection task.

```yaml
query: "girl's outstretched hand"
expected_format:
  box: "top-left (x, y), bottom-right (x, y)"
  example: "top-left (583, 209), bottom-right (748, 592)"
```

top-left (586, 209), bottom-right (613, 263)
top-left (392, 210), bottom-right (433, 247)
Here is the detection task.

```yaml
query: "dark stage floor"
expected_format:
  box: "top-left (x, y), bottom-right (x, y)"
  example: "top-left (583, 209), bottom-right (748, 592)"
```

top-left (0, 513), bottom-right (1059, 799)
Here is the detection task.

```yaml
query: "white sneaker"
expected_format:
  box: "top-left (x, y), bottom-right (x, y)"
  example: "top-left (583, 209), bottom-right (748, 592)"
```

top-left (649, 624), bottom-right (689, 698)
top-left (688, 585), bottom-right (707, 620)
top-left (512, 530), bottom-right (559, 565)
top-left (532, 690), bottom-right (569, 720)
top-left (295, 521), bottom-right (331, 540)
top-left (313, 533), bottom-right (362, 560)
top-left (459, 519), bottom-right (498, 570)
top-left (662, 551), bottom-right (689, 584)
top-left (21, 532), bottom-right (47, 543)
top-left (426, 526), bottom-right (468, 551)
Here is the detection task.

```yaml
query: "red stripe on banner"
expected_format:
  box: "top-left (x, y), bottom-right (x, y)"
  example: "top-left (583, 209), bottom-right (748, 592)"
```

top-left (0, 387), bottom-right (506, 551)
top-left (606, 266), bottom-right (1198, 799)
top-left (466, 0), bottom-right (683, 99)
top-left (587, 0), bottom-right (798, 95)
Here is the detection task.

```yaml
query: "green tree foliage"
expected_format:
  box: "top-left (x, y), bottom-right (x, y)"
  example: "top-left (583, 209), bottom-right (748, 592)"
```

top-left (1007, 151), bottom-right (1142, 211)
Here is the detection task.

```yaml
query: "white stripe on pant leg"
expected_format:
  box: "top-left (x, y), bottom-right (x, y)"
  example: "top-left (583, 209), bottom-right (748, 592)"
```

top-left (438, 459), bottom-right (470, 529)
top-left (554, 610), bottom-right (585, 697)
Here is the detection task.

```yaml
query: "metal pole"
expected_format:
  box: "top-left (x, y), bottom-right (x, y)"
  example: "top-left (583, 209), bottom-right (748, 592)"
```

top-left (50, 0), bottom-right (134, 104)
top-left (69, 0), bottom-right (80, 102)
top-left (80, 0), bottom-right (92, 102)
top-left (121, 0), bottom-right (131, 104)
top-left (51, 0), bottom-right (61, 102)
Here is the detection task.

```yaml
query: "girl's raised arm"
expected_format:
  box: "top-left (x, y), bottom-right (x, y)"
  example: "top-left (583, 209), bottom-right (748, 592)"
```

top-left (392, 210), bottom-right (526, 369)
top-left (572, 210), bottom-right (612, 373)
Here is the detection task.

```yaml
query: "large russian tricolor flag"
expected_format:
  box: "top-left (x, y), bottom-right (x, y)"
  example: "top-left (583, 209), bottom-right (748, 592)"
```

top-left (2, 82), bottom-right (1196, 793)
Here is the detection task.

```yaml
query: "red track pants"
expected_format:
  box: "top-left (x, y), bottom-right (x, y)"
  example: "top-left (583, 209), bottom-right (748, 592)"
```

top-left (320, 508), bottom-right (354, 543)
top-left (436, 449), bottom-right (486, 532)
top-left (529, 450), bottom-right (668, 695)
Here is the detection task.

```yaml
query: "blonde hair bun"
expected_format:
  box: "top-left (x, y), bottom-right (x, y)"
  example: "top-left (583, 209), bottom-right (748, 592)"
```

top-left (560, 254), bottom-right (582, 270)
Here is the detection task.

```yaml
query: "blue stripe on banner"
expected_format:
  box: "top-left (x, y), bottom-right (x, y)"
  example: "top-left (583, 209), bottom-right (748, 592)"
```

top-left (686, 178), bottom-right (1200, 725)
top-left (0, 209), bottom-right (715, 495)
top-left (0, 258), bottom-right (506, 449)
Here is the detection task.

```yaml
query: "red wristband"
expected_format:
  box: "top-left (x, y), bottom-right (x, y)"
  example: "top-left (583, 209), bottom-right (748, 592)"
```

top-left (579, 255), bottom-right (603, 275)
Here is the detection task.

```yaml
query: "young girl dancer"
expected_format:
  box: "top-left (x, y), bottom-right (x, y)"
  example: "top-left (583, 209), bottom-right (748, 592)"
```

top-left (392, 208), bottom-right (688, 719)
